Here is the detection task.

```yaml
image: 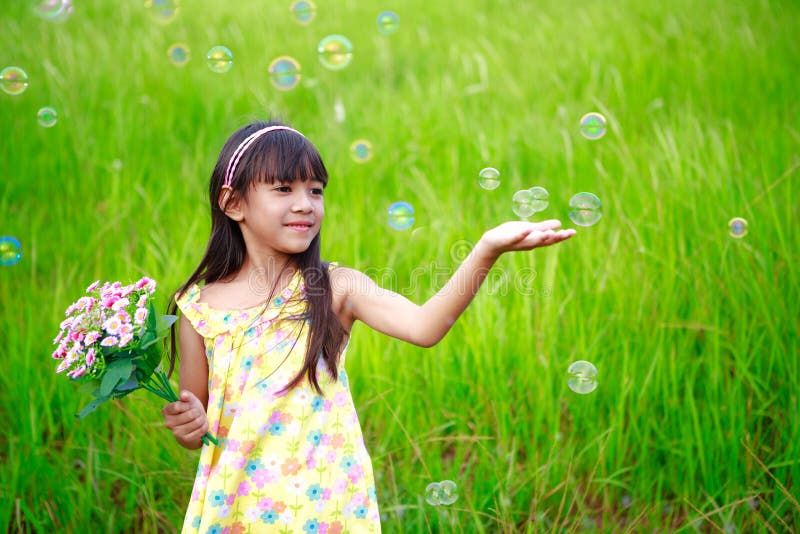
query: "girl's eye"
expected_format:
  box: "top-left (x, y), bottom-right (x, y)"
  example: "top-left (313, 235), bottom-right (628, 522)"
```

top-left (275, 185), bottom-right (291, 192)
top-left (311, 188), bottom-right (324, 196)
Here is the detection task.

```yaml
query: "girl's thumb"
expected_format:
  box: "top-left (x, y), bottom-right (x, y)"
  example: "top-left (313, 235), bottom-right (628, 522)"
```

top-left (180, 390), bottom-right (192, 401)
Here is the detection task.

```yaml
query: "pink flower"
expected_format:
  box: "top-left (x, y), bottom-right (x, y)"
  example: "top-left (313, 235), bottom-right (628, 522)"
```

top-left (56, 359), bottom-right (71, 373)
top-left (68, 365), bottom-right (86, 379)
top-left (84, 331), bottom-right (101, 345)
top-left (100, 336), bottom-right (118, 347)
top-left (52, 346), bottom-right (66, 359)
top-left (53, 330), bottom-right (65, 344)
top-left (322, 488), bottom-right (332, 500)
top-left (333, 478), bottom-right (348, 495)
top-left (111, 297), bottom-right (130, 311)
top-left (59, 318), bottom-right (73, 330)
top-left (118, 333), bottom-right (133, 347)
top-left (135, 277), bottom-right (156, 292)
top-left (86, 348), bottom-right (96, 366)
top-left (77, 296), bottom-right (95, 311)
top-left (236, 480), bottom-right (250, 497)
top-left (347, 465), bottom-right (364, 484)
top-left (86, 281), bottom-right (100, 293)
top-left (133, 308), bottom-right (148, 325)
top-left (103, 316), bottom-right (122, 335)
top-left (257, 497), bottom-right (274, 511)
top-left (136, 294), bottom-right (148, 308)
top-left (118, 322), bottom-right (133, 337)
top-left (101, 296), bottom-right (118, 309)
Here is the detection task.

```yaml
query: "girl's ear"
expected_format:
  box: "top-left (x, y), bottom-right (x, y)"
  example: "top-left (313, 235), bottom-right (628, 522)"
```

top-left (219, 185), bottom-right (244, 221)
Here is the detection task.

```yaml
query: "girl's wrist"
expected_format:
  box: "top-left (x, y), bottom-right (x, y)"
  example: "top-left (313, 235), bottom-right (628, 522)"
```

top-left (472, 237), bottom-right (501, 264)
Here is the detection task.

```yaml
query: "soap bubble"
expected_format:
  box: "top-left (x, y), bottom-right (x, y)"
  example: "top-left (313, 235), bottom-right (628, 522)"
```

top-left (290, 0), bottom-right (316, 25)
top-left (377, 11), bottom-right (400, 35)
top-left (568, 192), bottom-right (602, 226)
top-left (268, 56), bottom-right (302, 90)
top-left (167, 44), bottom-right (190, 66)
top-left (206, 46), bottom-right (233, 73)
top-left (37, 107), bottom-right (58, 128)
top-left (512, 189), bottom-right (536, 218)
top-left (424, 482), bottom-right (440, 506)
top-left (145, 0), bottom-right (179, 24)
top-left (318, 35), bottom-right (353, 70)
top-left (1, 67), bottom-right (29, 96)
top-left (388, 201), bottom-right (415, 230)
top-left (0, 236), bottom-right (22, 266)
top-left (579, 112), bottom-right (607, 140)
top-left (424, 480), bottom-right (459, 506)
top-left (567, 360), bottom-right (598, 394)
top-left (528, 186), bottom-right (549, 213)
top-left (349, 139), bottom-right (373, 163)
top-left (34, 0), bottom-right (73, 22)
top-left (438, 480), bottom-right (459, 505)
top-left (478, 167), bottom-right (500, 190)
top-left (728, 217), bottom-right (747, 238)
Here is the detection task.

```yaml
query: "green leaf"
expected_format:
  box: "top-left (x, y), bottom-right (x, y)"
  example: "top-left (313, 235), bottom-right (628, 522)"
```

top-left (75, 396), bottom-right (110, 419)
top-left (99, 359), bottom-right (133, 397)
top-left (146, 300), bottom-right (157, 332)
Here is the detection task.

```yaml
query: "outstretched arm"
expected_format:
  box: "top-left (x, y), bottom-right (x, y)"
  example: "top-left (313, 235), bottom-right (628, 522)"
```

top-left (335, 219), bottom-right (576, 347)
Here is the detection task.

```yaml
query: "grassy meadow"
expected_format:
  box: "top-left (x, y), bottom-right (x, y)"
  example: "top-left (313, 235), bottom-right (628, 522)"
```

top-left (1, 0), bottom-right (799, 531)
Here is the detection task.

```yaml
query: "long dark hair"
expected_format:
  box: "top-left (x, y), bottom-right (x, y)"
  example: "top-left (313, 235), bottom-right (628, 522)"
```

top-left (167, 120), bottom-right (347, 395)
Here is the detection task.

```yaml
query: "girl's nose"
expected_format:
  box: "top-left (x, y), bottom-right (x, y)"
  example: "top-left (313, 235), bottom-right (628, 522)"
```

top-left (291, 194), bottom-right (314, 212)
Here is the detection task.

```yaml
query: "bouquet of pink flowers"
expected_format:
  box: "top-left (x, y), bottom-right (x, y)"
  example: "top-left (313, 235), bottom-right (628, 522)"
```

top-left (52, 277), bottom-right (217, 446)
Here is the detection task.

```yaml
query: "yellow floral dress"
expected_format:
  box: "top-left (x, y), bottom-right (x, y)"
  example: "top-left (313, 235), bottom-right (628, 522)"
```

top-left (175, 268), bottom-right (381, 534)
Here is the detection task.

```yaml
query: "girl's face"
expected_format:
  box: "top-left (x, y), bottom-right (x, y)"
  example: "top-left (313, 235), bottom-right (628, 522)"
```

top-left (237, 179), bottom-right (325, 257)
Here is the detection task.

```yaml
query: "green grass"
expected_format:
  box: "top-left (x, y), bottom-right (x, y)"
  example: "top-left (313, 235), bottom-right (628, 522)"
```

top-left (2, 0), bottom-right (798, 531)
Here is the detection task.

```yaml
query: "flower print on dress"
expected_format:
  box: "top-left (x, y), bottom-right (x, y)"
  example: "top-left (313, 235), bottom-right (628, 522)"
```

top-left (174, 269), bottom-right (380, 533)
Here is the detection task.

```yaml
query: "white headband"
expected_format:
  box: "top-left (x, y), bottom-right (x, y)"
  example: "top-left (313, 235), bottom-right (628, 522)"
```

top-left (224, 126), bottom-right (305, 186)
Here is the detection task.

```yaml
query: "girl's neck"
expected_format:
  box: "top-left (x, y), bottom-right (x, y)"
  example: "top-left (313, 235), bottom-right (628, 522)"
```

top-left (229, 254), bottom-right (296, 292)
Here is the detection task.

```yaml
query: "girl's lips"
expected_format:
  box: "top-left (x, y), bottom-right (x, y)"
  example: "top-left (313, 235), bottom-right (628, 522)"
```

top-left (286, 224), bottom-right (312, 232)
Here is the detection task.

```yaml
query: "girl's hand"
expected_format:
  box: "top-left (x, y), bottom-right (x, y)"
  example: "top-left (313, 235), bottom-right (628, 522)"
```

top-left (162, 390), bottom-right (209, 450)
top-left (477, 219), bottom-right (576, 259)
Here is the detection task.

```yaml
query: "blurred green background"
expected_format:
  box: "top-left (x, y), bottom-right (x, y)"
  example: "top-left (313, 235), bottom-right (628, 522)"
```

top-left (1, 0), bottom-right (798, 532)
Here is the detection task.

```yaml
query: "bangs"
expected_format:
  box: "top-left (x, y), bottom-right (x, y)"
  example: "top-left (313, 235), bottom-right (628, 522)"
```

top-left (239, 130), bottom-right (328, 188)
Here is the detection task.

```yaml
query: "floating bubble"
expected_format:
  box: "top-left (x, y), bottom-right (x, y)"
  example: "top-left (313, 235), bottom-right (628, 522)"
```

top-left (438, 480), bottom-right (459, 505)
top-left (567, 360), bottom-right (598, 394)
top-left (388, 201), bottom-right (415, 230)
top-left (512, 189), bottom-right (536, 218)
top-left (34, 0), bottom-right (73, 22)
top-left (206, 46), bottom-right (233, 73)
top-left (318, 35), bottom-right (353, 70)
top-left (1, 67), bottom-right (29, 96)
top-left (145, 0), bottom-right (179, 24)
top-left (377, 11), bottom-right (400, 35)
top-left (528, 186), bottom-right (549, 213)
top-left (167, 44), bottom-right (190, 66)
top-left (424, 482), bottom-right (440, 506)
top-left (268, 56), bottom-right (301, 90)
top-left (478, 167), bottom-right (500, 190)
top-left (37, 107), bottom-right (58, 128)
top-left (349, 139), bottom-right (373, 163)
top-left (290, 0), bottom-right (316, 25)
top-left (728, 217), bottom-right (747, 238)
top-left (0, 236), bottom-right (22, 266)
top-left (579, 112), bottom-right (607, 140)
top-left (568, 192), bottom-right (602, 227)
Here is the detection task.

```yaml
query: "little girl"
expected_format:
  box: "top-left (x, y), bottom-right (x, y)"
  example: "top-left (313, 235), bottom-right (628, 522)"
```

top-left (162, 120), bottom-right (575, 533)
